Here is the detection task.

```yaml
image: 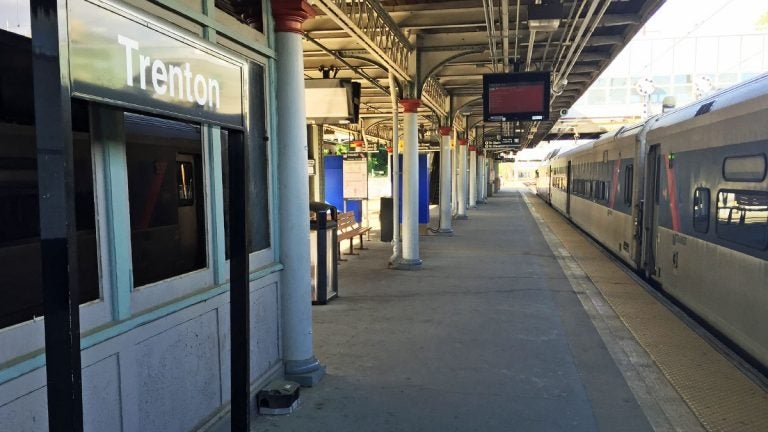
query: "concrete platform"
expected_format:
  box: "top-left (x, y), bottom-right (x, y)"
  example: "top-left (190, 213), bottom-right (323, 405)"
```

top-left (208, 187), bottom-right (767, 432)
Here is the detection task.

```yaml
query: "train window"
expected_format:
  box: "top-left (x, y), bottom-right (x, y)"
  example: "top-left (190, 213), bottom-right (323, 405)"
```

top-left (597, 181), bottom-right (609, 203)
top-left (222, 61), bottom-right (271, 258)
top-left (723, 154), bottom-right (766, 182)
top-left (0, 107), bottom-right (100, 329)
top-left (125, 113), bottom-right (207, 287)
top-left (624, 165), bottom-right (633, 205)
top-left (715, 189), bottom-right (768, 250)
top-left (693, 188), bottom-right (710, 233)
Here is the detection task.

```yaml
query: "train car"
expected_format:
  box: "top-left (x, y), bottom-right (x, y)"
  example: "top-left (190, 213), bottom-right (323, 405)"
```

top-left (541, 73), bottom-right (768, 370)
top-left (534, 147), bottom-right (563, 203)
top-left (534, 156), bottom-right (552, 202)
top-left (549, 123), bottom-right (651, 270)
top-left (642, 75), bottom-right (768, 369)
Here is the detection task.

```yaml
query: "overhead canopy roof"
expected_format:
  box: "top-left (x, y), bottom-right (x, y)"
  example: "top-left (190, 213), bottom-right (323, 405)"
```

top-left (302, 0), bottom-right (665, 149)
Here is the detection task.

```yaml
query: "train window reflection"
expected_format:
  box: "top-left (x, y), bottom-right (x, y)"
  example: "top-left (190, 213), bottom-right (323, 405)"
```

top-left (0, 110), bottom-right (99, 329)
top-left (177, 161), bottom-right (195, 206)
top-left (693, 187), bottom-right (710, 233)
top-left (125, 113), bottom-right (207, 287)
top-left (716, 189), bottom-right (768, 250)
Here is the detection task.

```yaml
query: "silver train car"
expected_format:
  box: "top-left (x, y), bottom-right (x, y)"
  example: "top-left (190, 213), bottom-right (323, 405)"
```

top-left (537, 73), bottom-right (768, 371)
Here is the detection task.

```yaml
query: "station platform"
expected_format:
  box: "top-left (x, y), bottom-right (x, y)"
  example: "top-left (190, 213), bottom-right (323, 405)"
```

top-left (211, 187), bottom-right (768, 432)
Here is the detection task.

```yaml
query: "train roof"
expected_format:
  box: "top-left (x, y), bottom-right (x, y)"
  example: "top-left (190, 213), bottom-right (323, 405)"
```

top-left (649, 72), bottom-right (768, 132)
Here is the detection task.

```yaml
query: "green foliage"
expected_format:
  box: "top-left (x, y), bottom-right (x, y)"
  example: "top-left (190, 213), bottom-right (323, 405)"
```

top-left (367, 147), bottom-right (388, 176)
top-left (758, 11), bottom-right (768, 30)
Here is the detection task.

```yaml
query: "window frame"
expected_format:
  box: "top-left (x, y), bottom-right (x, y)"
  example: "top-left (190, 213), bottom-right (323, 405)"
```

top-left (0, 117), bottom-right (113, 364)
top-left (715, 188), bottom-right (768, 251)
top-left (124, 113), bottom-right (217, 314)
top-left (722, 153), bottom-right (767, 182)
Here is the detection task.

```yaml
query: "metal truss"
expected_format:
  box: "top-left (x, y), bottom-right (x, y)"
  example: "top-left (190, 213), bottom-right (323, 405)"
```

top-left (311, 0), bottom-right (449, 118)
top-left (311, 0), bottom-right (411, 81)
top-left (421, 77), bottom-right (449, 118)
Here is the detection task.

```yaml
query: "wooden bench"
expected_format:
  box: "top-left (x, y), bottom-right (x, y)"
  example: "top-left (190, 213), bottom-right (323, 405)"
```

top-left (336, 211), bottom-right (371, 260)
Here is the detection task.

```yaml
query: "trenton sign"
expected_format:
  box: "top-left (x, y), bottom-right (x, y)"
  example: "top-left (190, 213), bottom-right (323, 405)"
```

top-left (117, 35), bottom-right (222, 110)
top-left (68, 0), bottom-right (244, 127)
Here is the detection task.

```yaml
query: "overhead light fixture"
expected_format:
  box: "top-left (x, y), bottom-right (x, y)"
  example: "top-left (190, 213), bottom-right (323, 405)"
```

top-left (528, 3), bottom-right (563, 32)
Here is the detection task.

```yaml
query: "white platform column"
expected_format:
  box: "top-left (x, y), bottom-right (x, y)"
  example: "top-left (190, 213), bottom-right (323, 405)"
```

top-left (271, 0), bottom-right (324, 386)
top-left (483, 155), bottom-right (490, 199)
top-left (437, 126), bottom-right (453, 234)
top-left (451, 128), bottom-right (458, 215)
top-left (478, 153), bottom-right (487, 203)
top-left (468, 145), bottom-right (477, 208)
top-left (456, 139), bottom-right (468, 219)
top-left (396, 99), bottom-right (422, 269)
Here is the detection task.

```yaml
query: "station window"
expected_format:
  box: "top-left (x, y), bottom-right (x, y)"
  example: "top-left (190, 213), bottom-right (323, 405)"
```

top-left (716, 189), bottom-right (768, 250)
top-left (693, 187), bottom-right (710, 233)
top-left (222, 62), bottom-right (270, 258)
top-left (125, 113), bottom-right (207, 287)
top-left (0, 101), bottom-right (100, 329)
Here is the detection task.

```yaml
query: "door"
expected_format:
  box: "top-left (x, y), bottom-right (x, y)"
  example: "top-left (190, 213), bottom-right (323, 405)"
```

top-left (548, 165), bottom-right (552, 202)
top-left (566, 160), bottom-right (572, 215)
top-left (642, 144), bottom-right (660, 278)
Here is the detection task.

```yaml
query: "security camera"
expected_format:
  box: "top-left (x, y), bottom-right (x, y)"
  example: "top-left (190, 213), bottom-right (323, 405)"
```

top-left (559, 108), bottom-right (568, 116)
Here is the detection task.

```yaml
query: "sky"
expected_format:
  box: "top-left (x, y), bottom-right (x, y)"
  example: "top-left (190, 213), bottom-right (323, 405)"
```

top-left (639, 0), bottom-right (768, 38)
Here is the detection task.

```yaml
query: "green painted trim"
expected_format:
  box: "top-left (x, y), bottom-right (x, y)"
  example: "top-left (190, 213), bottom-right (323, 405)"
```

top-left (96, 107), bottom-right (133, 320)
top-left (207, 126), bottom-right (228, 284)
top-left (0, 263), bottom-right (283, 386)
top-left (267, 56), bottom-right (281, 262)
top-left (149, 0), bottom-right (276, 59)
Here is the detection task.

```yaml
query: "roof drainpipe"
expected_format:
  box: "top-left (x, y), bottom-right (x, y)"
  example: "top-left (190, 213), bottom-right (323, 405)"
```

top-left (482, 0), bottom-right (498, 71)
top-left (388, 71), bottom-right (401, 265)
top-left (502, 0), bottom-right (510, 72)
top-left (525, 0), bottom-right (538, 71)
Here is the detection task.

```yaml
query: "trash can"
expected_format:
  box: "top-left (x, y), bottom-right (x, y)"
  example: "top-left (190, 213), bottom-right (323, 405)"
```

top-left (379, 197), bottom-right (393, 242)
top-left (310, 202), bottom-right (338, 304)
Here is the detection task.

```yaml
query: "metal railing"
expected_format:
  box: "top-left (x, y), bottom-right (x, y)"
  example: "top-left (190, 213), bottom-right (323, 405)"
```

top-left (421, 77), bottom-right (449, 117)
top-left (312, 0), bottom-right (411, 81)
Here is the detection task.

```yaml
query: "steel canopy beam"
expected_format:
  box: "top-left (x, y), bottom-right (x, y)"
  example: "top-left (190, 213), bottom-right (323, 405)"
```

top-left (311, 0), bottom-right (412, 82)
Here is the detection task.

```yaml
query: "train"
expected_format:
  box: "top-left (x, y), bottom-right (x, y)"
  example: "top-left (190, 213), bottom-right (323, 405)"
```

top-left (535, 73), bottom-right (768, 371)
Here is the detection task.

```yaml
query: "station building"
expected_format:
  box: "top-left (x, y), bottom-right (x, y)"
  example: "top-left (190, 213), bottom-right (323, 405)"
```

top-left (4, 0), bottom-right (730, 431)
top-left (0, 1), bottom-right (323, 430)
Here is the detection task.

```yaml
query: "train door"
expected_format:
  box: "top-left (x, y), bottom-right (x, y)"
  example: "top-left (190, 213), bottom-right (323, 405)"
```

top-left (548, 165), bottom-right (552, 202)
top-left (642, 144), bottom-right (660, 278)
top-left (566, 160), bottom-right (572, 215)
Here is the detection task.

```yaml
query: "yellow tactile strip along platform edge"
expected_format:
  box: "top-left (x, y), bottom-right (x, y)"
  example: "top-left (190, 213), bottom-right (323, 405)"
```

top-left (524, 192), bottom-right (768, 432)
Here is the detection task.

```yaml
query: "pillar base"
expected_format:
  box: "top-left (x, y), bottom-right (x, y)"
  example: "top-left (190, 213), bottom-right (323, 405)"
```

top-left (285, 357), bottom-right (325, 387)
top-left (394, 258), bottom-right (422, 270)
top-left (430, 228), bottom-right (454, 236)
top-left (455, 214), bottom-right (469, 220)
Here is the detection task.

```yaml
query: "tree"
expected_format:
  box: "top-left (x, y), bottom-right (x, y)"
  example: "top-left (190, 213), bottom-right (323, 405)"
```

top-left (757, 11), bottom-right (768, 31)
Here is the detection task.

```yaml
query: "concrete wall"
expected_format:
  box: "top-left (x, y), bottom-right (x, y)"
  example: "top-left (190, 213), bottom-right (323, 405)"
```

top-left (0, 275), bottom-right (282, 432)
